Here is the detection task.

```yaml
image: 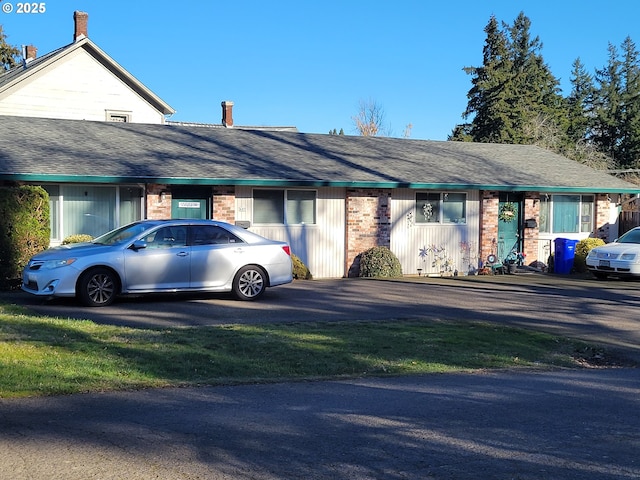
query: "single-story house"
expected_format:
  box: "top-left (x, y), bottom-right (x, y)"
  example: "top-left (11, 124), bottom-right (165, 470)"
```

top-left (1, 114), bottom-right (638, 278)
top-left (1, 11), bottom-right (638, 278)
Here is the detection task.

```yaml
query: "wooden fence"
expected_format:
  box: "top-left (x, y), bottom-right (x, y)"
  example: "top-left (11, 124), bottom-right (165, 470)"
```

top-left (619, 210), bottom-right (640, 235)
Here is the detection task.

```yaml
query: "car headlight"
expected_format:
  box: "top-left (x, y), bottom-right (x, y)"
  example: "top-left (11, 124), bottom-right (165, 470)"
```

top-left (41, 258), bottom-right (77, 269)
top-left (620, 253), bottom-right (637, 261)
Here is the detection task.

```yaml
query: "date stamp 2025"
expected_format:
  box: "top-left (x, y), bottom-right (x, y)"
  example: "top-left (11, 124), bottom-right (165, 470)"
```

top-left (2, 2), bottom-right (47, 14)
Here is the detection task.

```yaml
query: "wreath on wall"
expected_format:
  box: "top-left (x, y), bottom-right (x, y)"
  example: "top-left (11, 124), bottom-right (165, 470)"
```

top-left (499, 202), bottom-right (517, 222)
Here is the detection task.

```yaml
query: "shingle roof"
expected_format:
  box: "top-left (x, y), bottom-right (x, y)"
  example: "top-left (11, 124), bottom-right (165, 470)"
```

top-left (0, 115), bottom-right (638, 193)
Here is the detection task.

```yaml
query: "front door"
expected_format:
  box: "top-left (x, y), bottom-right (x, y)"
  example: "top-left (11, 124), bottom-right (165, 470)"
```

top-left (171, 198), bottom-right (208, 219)
top-left (497, 195), bottom-right (522, 262)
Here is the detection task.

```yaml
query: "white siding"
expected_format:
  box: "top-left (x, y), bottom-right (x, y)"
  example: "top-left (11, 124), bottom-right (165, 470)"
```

top-left (0, 49), bottom-right (164, 124)
top-left (391, 189), bottom-right (481, 276)
top-left (235, 186), bottom-right (346, 279)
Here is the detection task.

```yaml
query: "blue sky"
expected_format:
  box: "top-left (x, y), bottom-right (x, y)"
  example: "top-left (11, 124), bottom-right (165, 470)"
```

top-left (2, 1), bottom-right (638, 140)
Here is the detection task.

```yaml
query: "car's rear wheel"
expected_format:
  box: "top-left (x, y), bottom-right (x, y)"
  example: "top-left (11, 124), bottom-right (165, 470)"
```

top-left (78, 268), bottom-right (118, 307)
top-left (233, 265), bottom-right (267, 300)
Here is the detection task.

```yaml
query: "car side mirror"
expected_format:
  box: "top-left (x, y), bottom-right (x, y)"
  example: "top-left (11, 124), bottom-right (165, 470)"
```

top-left (130, 240), bottom-right (147, 251)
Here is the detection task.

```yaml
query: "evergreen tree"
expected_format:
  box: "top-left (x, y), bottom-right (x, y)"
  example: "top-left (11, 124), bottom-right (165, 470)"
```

top-left (455, 12), bottom-right (563, 145)
top-left (591, 43), bottom-right (624, 163)
top-left (566, 58), bottom-right (596, 144)
top-left (589, 37), bottom-right (640, 168)
top-left (0, 25), bottom-right (20, 71)
top-left (457, 15), bottom-right (511, 142)
top-left (619, 36), bottom-right (640, 167)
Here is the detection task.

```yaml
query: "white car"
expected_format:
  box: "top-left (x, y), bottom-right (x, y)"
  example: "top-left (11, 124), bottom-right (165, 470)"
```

top-left (22, 220), bottom-right (293, 306)
top-left (586, 227), bottom-right (640, 279)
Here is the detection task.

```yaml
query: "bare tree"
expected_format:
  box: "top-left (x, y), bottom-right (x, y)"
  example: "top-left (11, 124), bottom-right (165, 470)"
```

top-left (352, 99), bottom-right (391, 136)
top-left (524, 112), bottom-right (614, 170)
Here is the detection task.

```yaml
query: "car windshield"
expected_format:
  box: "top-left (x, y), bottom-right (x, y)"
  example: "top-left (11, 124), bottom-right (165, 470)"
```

top-left (617, 229), bottom-right (640, 244)
top-left (92, 223), bottom-right (157, 246)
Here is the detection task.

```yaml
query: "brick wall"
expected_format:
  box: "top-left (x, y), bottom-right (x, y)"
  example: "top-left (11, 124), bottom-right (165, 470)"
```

top-left (595, 193), bottom-right (612, 240)
top-left (213, 186), bottom-right (236, 222)
top-left (146, 184), bottom-right (171, 219)
top-left (480, 192), bottom-right (499, 263)
top-left (522, 192), bottom-right (540, 261)
top-left (345, 188), bottom-right (391, 276)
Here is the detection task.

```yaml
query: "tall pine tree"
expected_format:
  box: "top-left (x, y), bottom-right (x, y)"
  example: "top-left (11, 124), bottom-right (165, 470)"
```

top-left (566, 58), bottom-right (595, 144)
top-left (619, 37), bottom-right (640, 167)
top-left (459, 15), bottom-right (512, 143)
top-left (591, 43), bottom-right (624, 163)
top-left (453, 12), bottom-right (563, 145)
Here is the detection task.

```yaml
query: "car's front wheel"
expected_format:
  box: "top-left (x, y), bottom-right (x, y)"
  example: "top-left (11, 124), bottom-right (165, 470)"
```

top-left (233, 265), bottom-right (267, 300)
top-left (77, 267), bottom-right (119, 307)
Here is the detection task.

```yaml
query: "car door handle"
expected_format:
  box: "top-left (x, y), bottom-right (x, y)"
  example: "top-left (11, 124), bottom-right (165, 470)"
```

top-left (177, 251), bottom-right (189, 257)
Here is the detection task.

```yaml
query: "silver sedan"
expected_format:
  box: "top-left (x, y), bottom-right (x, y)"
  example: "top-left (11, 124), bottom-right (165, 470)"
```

top-left (22, 220), bottom-right (293, 306)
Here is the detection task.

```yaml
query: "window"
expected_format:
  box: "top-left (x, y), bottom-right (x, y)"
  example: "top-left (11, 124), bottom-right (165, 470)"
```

top-left (144, 226), bottom-right (187, 248)
top-left (106, 110), bottom-right (131, 122)
top-left (539, 194), bottom-right (594, 233)
top-left (287, 190), bottom-right (316, 224)
top-left (416, 192), bottom-right (466, 224)
top-left (43, 185), bottom-right (60, 240)
top-left (254, 189), bottom-right (316, 225)
top-left (191, 225), bottom-right (242, 245)
top-left (254, 190), bottom-right (284, 224)
top-left (43, 185), bottom-right (143, 241)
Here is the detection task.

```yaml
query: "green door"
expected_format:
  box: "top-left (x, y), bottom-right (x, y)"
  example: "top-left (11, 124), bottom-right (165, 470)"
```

top-left (497, 197), bottom-right (522, 262)
top-left (171, 199), bottom-right (208, 219)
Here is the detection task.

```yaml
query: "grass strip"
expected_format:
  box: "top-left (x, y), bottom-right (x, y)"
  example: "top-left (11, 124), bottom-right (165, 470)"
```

top-left (0, 303), bottom-right (620, 398)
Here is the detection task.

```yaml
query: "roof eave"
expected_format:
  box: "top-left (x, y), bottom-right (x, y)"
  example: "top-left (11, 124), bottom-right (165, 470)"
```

top-left (3, 173), bottom-right (638, 194)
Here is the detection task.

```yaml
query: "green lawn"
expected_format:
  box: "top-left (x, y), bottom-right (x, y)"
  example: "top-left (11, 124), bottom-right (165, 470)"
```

top-left (0, 302), bottom-right (622, 398)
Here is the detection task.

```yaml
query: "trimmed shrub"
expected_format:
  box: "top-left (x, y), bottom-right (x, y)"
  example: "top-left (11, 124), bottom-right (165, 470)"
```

top-left (292, 254), bottom-right (313, 280)
top-left (574, 237), bottom-right (606, 273)
top-left (62, 234), bottom-right (94, 245)
top-left (359, 246), bottom-right (403, 278)
top-left (0, 186), bottom-right (50, 289)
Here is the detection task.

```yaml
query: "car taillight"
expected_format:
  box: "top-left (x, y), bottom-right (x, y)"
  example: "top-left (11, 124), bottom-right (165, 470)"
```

top-left (282, 246), bottom-right (291, 256)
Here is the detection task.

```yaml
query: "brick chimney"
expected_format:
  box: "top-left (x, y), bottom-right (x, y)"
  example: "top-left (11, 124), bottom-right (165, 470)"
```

top-left (24, 45), bottom-right (37, 62)
top-left (73, 11), bottom-right (89, 42)
top-left (221, 101), bottom-right (234, 127)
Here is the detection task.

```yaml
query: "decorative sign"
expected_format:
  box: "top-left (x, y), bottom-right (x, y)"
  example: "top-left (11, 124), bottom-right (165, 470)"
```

top-left (178, 202), bottom-right (201, 209)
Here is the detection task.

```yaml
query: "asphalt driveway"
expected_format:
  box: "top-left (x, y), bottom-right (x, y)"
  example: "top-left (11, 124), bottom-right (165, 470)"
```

top-left (2, 274), bottom-right (640, 479)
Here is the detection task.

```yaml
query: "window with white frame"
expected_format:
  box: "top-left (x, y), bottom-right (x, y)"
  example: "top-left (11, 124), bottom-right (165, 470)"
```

top-left (416, 192), bottom-right (466, 224)
top-left (253, 189), bottom-right (317, 225)
top-left (539, 194), bottom-right (594, 233)
top-left (106, 110), bottom-right (131, 122)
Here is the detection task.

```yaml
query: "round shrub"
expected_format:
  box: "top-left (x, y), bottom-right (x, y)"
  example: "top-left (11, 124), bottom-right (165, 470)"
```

top-left (292, 254), bottom-right (313, 280)
top-left (574, 237), bottom-right (605, 273)
top-left (62, 234), bottom-right (94, 245)
top-left (358, 246), bottom-right (403, 278)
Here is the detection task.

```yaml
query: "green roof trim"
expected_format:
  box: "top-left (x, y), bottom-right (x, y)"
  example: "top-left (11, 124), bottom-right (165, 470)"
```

top-left (3, 173), bottom-right (638, 194)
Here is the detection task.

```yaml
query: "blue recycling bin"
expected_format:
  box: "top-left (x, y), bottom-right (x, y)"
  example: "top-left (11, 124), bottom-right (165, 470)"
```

top-left (554, 238), bottom-right (579, 274)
